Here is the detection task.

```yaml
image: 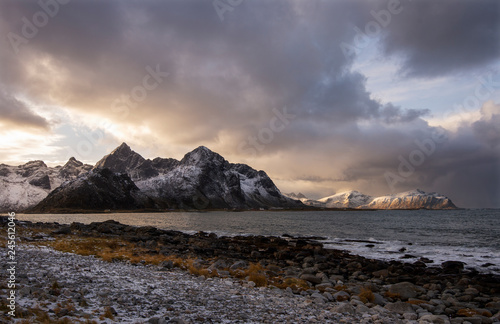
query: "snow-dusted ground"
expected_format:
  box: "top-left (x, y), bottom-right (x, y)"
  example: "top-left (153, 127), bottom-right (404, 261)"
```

top-left (1, 245), bottom-right (406, 323)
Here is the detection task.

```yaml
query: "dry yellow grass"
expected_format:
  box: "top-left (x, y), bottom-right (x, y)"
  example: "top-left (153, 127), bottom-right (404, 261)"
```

top-left (358, 287), bottom-right (375, 303)
top-left (16, 228), bottom-right (316, 294)
top-left (406, 299), bottom-right (429, 305)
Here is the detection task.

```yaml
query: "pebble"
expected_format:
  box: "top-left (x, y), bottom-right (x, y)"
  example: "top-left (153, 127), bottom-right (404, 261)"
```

top-left (0, 246), bottom-right (405, 323)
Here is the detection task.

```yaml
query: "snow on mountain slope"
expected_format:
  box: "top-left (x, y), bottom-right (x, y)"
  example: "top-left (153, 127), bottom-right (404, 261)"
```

top-left (100, 144), bottom-right (301, 209)
top-left (287, 189), bottom-right (458, 209)
top-left (29, 168), bottom-right (150, 213)
top-left (364, 189), bottom-right (457, 209)
top-left (0, 159), bottom-right (92, 212)
top-left (283, 192), bottom-right (324, 207)
top-left (318, 190), bottom-right (373, 208)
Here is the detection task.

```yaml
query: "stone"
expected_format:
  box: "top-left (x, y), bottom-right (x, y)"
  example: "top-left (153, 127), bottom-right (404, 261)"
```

top-left (387, 281), bottom-right (424, 300)
top-left (418, 314), bottom-right (451, 324)
top-left (300, 274), bottom-right (322, 285)
top-left (372, 293), bottom-right (387, 306)
top-left (403, 312), bottom-right (418, 320)
top-left (333, 291), bottom-right (350, 301)
top-left (441, 261), bottom-right (465, 273)
top-left (315, 283), bottom-right (333, 290)
top-left (52, 226), bottom-right (71, 235)
top-left (464, 288), bottom-right (479, 296)
top-left (384, 301), bottom-right (415, 314)
top-left (159, 260), bottom-right (174, 270)
top-left (333, 302), bottom-right (355, 314)
top-left (229, 260), bottom-right (248, 271)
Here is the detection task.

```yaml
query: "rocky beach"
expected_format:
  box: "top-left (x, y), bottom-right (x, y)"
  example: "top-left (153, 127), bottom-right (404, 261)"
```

top-left (1, 217), bottom-right (500, 323)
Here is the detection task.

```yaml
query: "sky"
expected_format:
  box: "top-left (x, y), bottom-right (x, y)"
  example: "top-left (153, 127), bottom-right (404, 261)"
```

top-left (0, 0), bottom-right (499, 208)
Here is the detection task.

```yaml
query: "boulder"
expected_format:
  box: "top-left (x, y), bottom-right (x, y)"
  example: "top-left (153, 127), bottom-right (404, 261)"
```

top-left (418, 314), bottom-right (450, 324)
top-left (388, 281), bottom-right (424, 300)
top-left (384, 301), bottom-right (415, 314)
top-left (300, 274), bottom-right (322, 285)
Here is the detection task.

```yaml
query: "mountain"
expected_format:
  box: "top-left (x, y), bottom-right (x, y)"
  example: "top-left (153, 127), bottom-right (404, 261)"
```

top-left (28, 144), bottom-right (302, 211)
top-left (364, 189), bottom-right (457, 210)
top-left (29, 168), bottom-right (151, 213)
top-left (0, 158), bottom-right (92, 212)
top-left (318, 190), bottom-right (373, 208)
top-left (291, 189), bottom-right (458, 209)
top-left (100, 145), bottom-right (302, 209)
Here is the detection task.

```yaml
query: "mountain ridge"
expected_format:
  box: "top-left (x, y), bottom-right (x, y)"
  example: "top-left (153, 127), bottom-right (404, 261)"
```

top-left (27, 143), bottom-right (302, 212)
top-left (284, 189), bottom-right (458, 210)
top-left (2, 143), bottom-right (459, 212)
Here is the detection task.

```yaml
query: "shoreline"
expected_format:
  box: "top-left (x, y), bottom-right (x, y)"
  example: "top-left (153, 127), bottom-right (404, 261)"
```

top-left (1, 217), bottom-right (499, 323)
top-left (19, 207), bottom-right (464, 214)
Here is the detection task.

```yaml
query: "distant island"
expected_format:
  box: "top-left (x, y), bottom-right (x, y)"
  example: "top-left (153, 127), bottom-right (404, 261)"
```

top-left (0, 143), bottom-right (457, 213)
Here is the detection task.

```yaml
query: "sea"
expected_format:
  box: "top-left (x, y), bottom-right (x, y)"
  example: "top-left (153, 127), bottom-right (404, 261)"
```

top-left (17, 209), bottom-right (500, 275)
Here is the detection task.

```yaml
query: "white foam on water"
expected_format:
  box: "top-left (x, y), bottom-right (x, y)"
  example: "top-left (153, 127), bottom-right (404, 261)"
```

top-left (323, 237), bottom-right (500, 275)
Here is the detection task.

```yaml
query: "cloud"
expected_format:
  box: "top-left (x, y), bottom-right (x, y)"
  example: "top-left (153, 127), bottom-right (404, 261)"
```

top-left (0, 88), bottom-right (49, 129)
top-left (378, 0), bottom-right (500, 78)
top-left (0, 0), bottom-right (498, 207)
top-left (472, 101), bottom-right (500, 148)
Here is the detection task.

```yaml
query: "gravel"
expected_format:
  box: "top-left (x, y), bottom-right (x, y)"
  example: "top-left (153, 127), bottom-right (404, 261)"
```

top-left (1, 245), bottom-right (408, 323)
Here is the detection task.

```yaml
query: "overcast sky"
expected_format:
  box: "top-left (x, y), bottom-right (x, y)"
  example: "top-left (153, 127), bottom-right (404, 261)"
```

top-left (0, 0), bottom-right (499, 207)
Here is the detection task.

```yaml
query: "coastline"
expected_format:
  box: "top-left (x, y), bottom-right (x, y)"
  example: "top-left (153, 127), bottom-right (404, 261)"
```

top-left (1, 217), bottom-right (499, 323)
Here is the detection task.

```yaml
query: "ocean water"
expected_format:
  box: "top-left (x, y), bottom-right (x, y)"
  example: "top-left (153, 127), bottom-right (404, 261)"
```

top-left (17, 209), bottom-right (500, 274)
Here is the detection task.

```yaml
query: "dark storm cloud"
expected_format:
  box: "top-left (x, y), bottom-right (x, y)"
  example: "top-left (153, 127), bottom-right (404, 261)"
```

top-left (0, 0), bottom-right (498, 207)
top-left (378, 0), bottom-right (500, 77)
top-left (340, 105), bottom-right (500, 207)
top-left (0, 88), bottom-right (49, 129)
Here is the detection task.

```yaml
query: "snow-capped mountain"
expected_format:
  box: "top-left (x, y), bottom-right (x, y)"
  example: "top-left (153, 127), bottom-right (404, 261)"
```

top-left (28, 144), bottom-right (303, 211)
top-left (318, 190), bottom-right (373, 208)
top-left (102, 144), bottom-right (302, 209)
top-left (29, 168), bottom-right (150, 213)
top-left (289, 189), bottom-right (458, 209)
top-left (363, 189), bottom-right (457, 210)
top-left (0, 158), bottom-right (92, 212)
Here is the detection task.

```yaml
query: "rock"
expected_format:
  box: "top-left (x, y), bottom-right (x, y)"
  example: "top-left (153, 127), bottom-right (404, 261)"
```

top-left (403, 312), bottom-right (418, 320)
top-left (418, 314), bottom-right (451, 323)
top-left (311, 292), bottom-right (327, 302)
top-left (52, 226), bottom-right (71, 235)
top-left (208, 259), bottom-right (231, 271)
top-left (464, 288), bottom-right (479, 296)
top-left (229, 260), bottom-right (248, 271)
top-left (384, 301), bottom-right (415, 314)
top-left (300, 274), bottom-right (322, 285)
top-left (387, 281), bottom-right (424, 300)
top-left (333, 291), bottom-right (350, 301)
top-left (485, 302), bottom-right (500, 311)
top-left (315, 283), bottom-right (333, 290)
top-left (333, 302), bottom-right (355, 314)
top-left (250, 251), bottom-right (261, 258)
top-left (159, 260), bottom-right (174, 270)
top-left (323, 292), bottom-right (334, 301)
top-left (372, 269), bottom-right (389, 278)
top-left (441, 261), bottom-right (465, 273)
top-left (371, 293), bottom-right (387, 306)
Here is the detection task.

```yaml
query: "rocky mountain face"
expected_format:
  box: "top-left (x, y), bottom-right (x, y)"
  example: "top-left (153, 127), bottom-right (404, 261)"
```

top-left (96, 144), bottom-right (302, 209)
top-left (0, 158), bottom-right (92, 212)
top-left (29, 168), bottom-right (151, 213)
top-left (23, 143), bottom-right (302, 211)
top-left (289, 189), bottom-right (458, 210)
top-left (318, 191), bottom-right (373, 208)
top-left (364, 189), bottom-right (457, 210)
top-left (3, 143), bottom-right (458, 212)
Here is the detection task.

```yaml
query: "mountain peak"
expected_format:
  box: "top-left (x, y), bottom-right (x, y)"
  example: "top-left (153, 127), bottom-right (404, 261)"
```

top-left (63, 157), bottom-right (83, 168)
top-left (111, 142), bottom-right (132, 155)
top-left (94, 143), bottom-right (145, 173)
top-left (181, 146), bottom-right (225, 165)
